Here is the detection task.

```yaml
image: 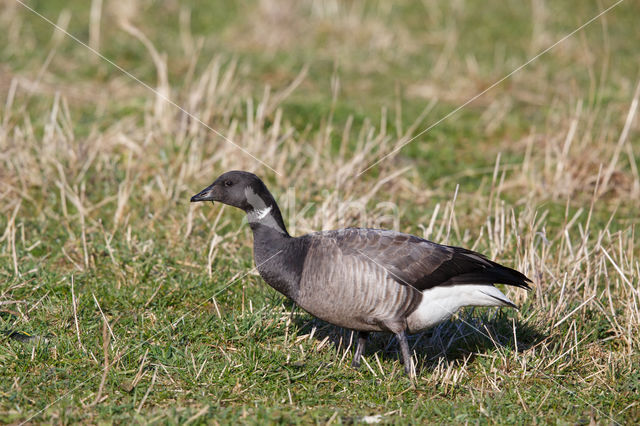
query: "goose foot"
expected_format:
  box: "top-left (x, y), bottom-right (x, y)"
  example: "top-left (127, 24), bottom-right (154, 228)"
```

top-left (395, 331), bottom-right (415, 378)
top-left (351, 331), bottom-right (369, 369)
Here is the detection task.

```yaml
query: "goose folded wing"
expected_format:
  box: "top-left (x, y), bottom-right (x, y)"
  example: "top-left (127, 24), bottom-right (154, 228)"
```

top-left (334, 229), bottom-right (531, 291)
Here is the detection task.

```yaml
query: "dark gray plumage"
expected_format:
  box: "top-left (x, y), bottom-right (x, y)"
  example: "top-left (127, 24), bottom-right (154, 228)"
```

top-left (191, 171), bottom-right (531, 377)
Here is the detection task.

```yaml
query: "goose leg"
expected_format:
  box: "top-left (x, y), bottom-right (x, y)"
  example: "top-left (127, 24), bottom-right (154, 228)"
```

top-left (351, 331), bottom-right (369, 368)
top-left (395, 331), bottom-right (414, 377)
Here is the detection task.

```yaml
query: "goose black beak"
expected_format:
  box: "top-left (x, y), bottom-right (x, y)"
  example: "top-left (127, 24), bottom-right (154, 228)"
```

top-left (190, 185), bottom-right (216, 203)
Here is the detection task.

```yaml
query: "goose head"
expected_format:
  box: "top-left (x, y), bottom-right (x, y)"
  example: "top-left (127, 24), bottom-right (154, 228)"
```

top-left (190, 171), bottom-right (267, 210)
top-left (191, 171), bottom-right (288, 234)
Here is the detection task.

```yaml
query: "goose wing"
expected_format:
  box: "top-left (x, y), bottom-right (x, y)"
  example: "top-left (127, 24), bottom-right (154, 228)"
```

top-left (324, 228), bottom-right (531, 291)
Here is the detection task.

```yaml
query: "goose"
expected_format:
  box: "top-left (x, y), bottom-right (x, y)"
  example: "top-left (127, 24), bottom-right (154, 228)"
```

top-left (191, 171), bottom-right (531, 377)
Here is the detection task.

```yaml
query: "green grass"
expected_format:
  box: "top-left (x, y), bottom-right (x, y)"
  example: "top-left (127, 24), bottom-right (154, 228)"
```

top-left (1, 0), bottom-right (639, 423)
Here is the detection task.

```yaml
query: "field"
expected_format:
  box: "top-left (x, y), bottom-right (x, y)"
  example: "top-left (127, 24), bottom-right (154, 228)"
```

top-left (1, 0), bottom-right (639, 423)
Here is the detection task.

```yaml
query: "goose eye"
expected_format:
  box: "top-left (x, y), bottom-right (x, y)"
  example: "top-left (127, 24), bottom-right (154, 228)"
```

top-left (224, 180), bottom-right (233, 187)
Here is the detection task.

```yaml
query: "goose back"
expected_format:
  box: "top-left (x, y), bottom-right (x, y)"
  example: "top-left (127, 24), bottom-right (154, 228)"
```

top-left (327, 228), bottom-right (530, 291)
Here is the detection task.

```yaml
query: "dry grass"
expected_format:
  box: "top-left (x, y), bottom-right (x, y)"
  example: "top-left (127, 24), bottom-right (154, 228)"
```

top-left (0, 0), bottom-right (639, 423)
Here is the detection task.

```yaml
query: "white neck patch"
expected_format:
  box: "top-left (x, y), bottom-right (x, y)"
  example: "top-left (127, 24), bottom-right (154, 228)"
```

top-left (244, 187), bottom-right (286, 233)
top-left (254, 205), bottom-right (272, 220)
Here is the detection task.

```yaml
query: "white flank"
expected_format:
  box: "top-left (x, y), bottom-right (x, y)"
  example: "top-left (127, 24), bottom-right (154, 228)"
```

top-left (406, 284), bottom-right (514, 333)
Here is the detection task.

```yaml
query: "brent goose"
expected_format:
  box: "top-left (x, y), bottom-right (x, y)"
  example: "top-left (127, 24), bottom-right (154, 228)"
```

top-left (191, 171), bottom-right (531, 377)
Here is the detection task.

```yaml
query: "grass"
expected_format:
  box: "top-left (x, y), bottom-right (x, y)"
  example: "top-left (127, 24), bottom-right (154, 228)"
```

top-left (1, 0), bottom-right (639, 423)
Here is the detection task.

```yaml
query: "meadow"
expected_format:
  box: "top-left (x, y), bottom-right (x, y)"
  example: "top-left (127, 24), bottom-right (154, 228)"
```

top-left (1, 0), bottom-right (639, 423)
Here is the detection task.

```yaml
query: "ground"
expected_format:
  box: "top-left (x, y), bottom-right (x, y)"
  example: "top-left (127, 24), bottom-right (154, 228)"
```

top-left (1, 0), bottom-right (639, 423)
